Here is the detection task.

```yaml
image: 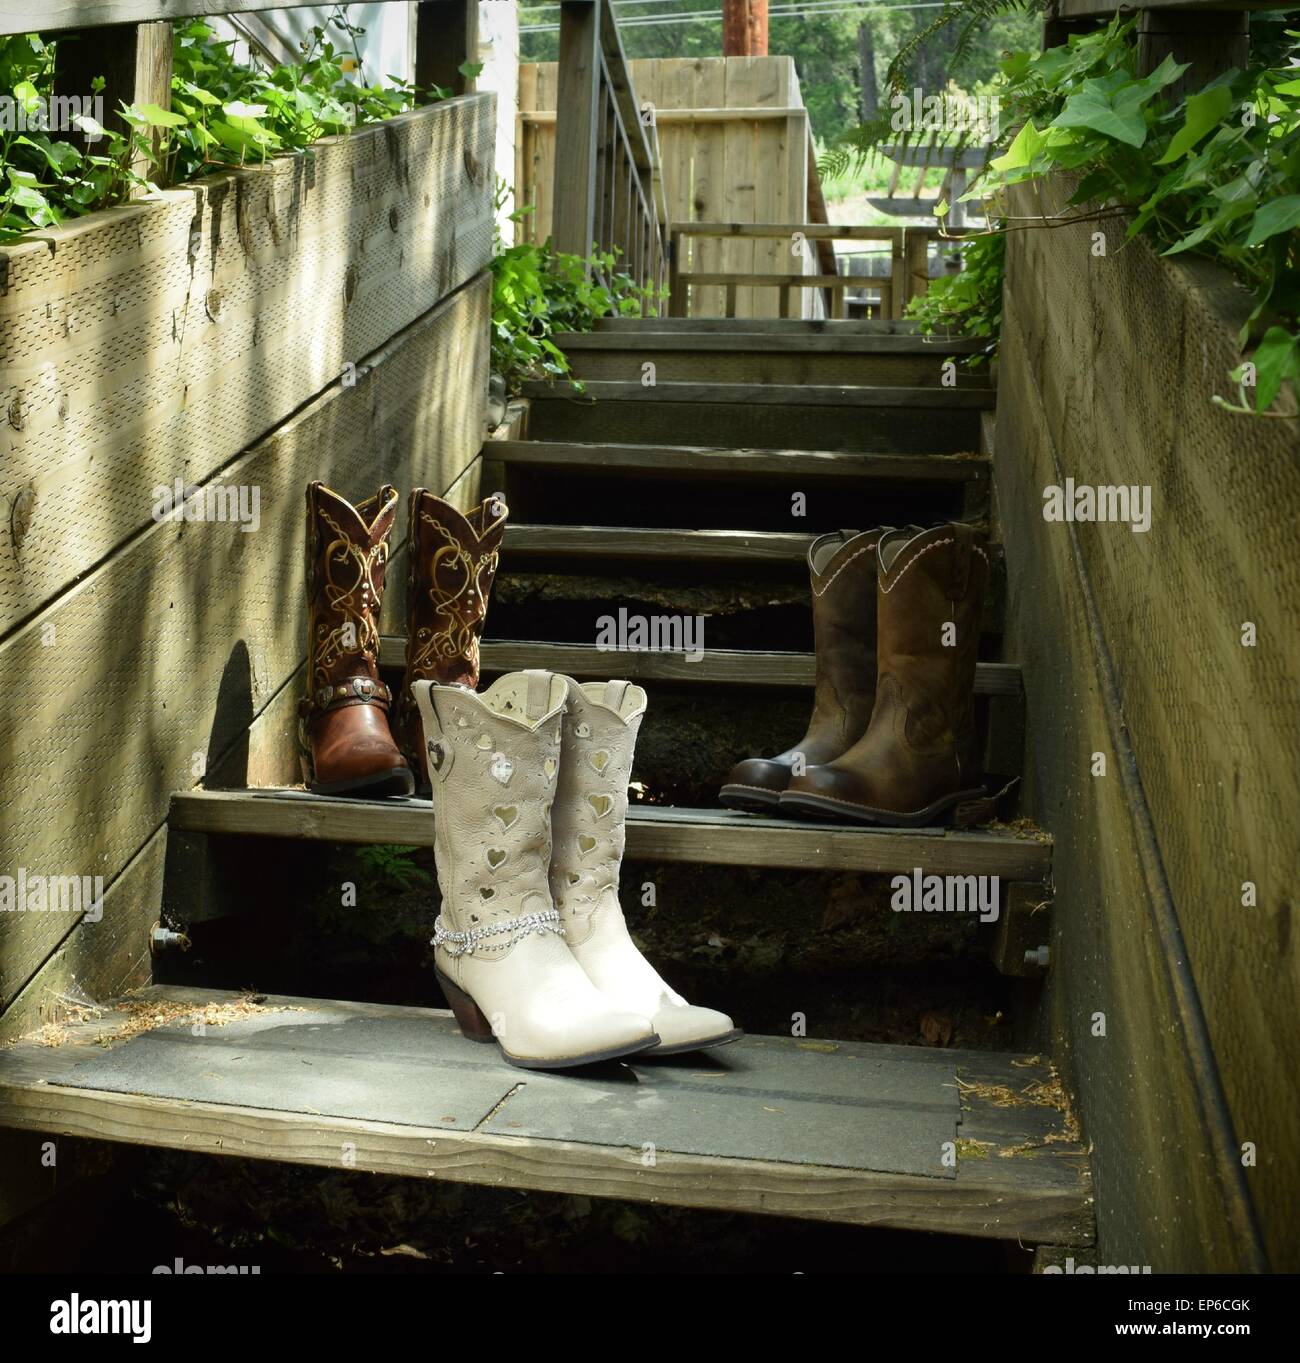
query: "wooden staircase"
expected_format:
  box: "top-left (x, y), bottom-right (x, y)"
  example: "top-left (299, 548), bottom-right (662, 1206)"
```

top-left (0, 317), bottom-right (1091, 1253)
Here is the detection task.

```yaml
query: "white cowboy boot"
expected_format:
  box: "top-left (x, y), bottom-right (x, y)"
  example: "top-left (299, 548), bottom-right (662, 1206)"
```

top-left (413, 672), bottom-right (659, 1069)
top-left (551, 676), bottom-right (741, 1055)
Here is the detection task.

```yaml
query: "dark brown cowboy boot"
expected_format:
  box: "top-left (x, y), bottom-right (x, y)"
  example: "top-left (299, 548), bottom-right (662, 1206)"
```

top-left (719, 528), bottom-right (895, 811)
top-left (299, 482), bottom-right (413, 798)
top-left (392, 489), bottom-right (508, 785)
top-left (780, 522), bottom-right (990, 827)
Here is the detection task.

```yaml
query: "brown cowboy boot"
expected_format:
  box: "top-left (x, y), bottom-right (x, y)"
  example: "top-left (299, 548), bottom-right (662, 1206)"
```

top-left (780, 522), bottom-right (990, 827)
top-left (393, 489), bottom-right (508, 785)
top-left (299, 482), bottom-right (413, 798)
top-left (719, 528), bottom-right (900, 811)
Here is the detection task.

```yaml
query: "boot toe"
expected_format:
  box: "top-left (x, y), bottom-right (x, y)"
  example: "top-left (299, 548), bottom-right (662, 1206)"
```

top-left (780, 763), bottom-right (878, 818)
top-left (720, 757), bottom-right (790, 806)
top-left (647, 1004), bottom-right (742, 1054)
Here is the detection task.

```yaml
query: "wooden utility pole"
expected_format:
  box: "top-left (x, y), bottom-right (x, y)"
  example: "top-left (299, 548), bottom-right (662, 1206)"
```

top-left (723, 0), bottom-right (768, 57)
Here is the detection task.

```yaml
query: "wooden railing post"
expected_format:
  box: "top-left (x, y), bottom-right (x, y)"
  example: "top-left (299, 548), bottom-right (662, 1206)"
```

top-left (414, 0), bottom-right (480, 98)
top-left (53, 20), bottom-right (171, 180)
top-left (554, 0), bottom-right (602, 258)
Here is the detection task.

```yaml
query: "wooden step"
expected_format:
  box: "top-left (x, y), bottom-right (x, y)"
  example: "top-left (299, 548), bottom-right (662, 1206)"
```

top-left (521, 383), bottom-right (992, 455)
top-left (555, 329), bottom-right (992, 387)
top-left (502, 524), bottom-right (816, 563)
top-left (0, 985), bottom-right (1092, 1245)
top-left (378, 638), bottom-right (1024, 697)
top-left (593, 317), bottom-right (934, 335)
top-left (490, 441), bottom-right (987, 488)
top-left (169, 790), bottom-right (1051, 879)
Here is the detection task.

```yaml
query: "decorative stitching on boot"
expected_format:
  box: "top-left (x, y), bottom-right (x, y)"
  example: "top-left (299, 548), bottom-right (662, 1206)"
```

top-left (879, 536), bottom-right (954, 594)
top-left (812, 540), bottom-right (877, 596)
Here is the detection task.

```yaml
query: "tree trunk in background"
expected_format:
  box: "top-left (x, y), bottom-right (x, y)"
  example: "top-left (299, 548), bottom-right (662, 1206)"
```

top-left (858, 20), bottom-right (877, 118)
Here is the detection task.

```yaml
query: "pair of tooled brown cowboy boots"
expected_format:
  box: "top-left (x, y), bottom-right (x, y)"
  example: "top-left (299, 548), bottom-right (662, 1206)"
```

top-left (298, 481), bottom-right (507, 798)
top-left (720, 522), bottom-right (994, 828)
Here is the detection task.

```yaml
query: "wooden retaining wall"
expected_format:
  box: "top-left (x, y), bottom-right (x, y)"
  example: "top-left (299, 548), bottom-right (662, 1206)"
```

top-left (0, 96), bottom-right (495, 1038)
top-left (996, 183), bottom-right (1299, 1271)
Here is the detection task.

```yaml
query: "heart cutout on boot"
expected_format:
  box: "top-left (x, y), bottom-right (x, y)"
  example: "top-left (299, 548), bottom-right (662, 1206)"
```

top-left (588, 750), bottom-right (611, 773)
top-left (543, 756), bottom-right (558, 781)
top-left (475, 733), bottom-right (493, 750)
top-left (493, 805), bottom-right (518, 829)
top-left (567, 871), bottom-right (582, 886)
top-left (490, 754), bottom-right (514, 785)
top-left (575, 722), bottom-right (591, 738)
top-left (486, 847), bottom-right (507, 871)
top-left (480, 886), bottom-right (496, 900)
top-left (587, 793), bottom-right (614, 818)
top-left (577, 834), bottom-right (598, 856)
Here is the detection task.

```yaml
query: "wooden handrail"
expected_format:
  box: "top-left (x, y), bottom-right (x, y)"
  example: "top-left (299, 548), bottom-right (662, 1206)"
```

top-left (552, 0), bottom-right (669, 306)
top-left (2, 2), bottom-right (307, 35)
top-left (667, 222), bottom-right (970, 321)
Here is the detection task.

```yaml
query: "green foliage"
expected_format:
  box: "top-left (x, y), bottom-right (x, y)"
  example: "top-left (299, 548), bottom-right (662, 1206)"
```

top-left (967, 17), bottom-right (1300, 416)
top-left (355, 845), bottom-right (430, 892)
top-left (491, 191), bottom-right (664, 391)
top-left (0, 8), bottom-right (415, 241)
top-left (0, 33), bottom-right (156, 238)
top-left (166, 11), bottom-right (415, 182)
top-left (904, 230), bottom-right (1003, 362)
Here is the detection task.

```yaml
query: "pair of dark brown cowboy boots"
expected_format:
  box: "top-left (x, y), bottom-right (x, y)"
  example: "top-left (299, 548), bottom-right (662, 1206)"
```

top-left (720, 522), bottom-right (993, 828)
top-left (299, 481), bottom-right (507, 798)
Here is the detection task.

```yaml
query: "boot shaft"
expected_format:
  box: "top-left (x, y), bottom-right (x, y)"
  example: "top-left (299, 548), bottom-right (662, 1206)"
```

top-left (875, 522), bottom-right (989, 755)
top-left (549, 678), bottom-right (646, 938)
top-left (413, 673), bottom-right (566, 955)
top-left (303, 481), bottom-right (398, 698)
top-left (404, 489), bottom-right (508, 690)
top-left (804, 528), bottom-right (883, 755)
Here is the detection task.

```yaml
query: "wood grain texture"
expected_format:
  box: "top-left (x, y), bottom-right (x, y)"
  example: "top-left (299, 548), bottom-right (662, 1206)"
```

top-left (520, 380), bottom-right (995, 409)
top-left (503, 524), bottom-right (816, 561)
top-left (382, 638), bottom-right (1025, 696)
top-left (0, 2), bottom-right (311, 34)
top-left (0, 95), bottom-right (494, 637)
top-left (0, 277), bottom-right (490, 1014)
top-left (168, 789), bottom-right (1052, 879)
top-left (0, 986), bottom-right (1093, 1243)
top-left (491, 439), bottom-right (986, 484)
top-left (997, 182), bottom-right (1293, 1268)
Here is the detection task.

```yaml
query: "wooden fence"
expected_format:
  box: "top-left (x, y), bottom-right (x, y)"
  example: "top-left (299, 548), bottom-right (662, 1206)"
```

top-left (521, 54), bottom-right (826, 317)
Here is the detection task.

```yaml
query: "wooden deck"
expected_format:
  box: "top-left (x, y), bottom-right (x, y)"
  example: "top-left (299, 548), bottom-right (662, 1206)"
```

top-left (0, 987), bottom-right (1093, 1244)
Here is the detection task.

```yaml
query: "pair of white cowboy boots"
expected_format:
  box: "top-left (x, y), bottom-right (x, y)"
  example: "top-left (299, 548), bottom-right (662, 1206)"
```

top-left (413, 671), bottom-right (740, 1069)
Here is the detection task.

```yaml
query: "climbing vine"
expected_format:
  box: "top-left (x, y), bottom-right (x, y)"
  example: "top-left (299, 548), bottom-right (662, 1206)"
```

top-left (904, 18), bottom-right (1300, 416)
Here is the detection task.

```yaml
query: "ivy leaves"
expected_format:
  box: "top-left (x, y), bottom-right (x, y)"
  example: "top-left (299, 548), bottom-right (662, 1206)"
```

top-left (1053, 56), bottom-right (1185, 148)
top-left (0, 11), bottom-right (417, 240)
top-left (967, 17), bottom-right (1300, 417)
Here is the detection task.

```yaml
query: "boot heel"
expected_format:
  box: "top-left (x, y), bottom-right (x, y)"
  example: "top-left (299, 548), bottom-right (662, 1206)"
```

top-left (436, 970), bottom-right (496, 1043)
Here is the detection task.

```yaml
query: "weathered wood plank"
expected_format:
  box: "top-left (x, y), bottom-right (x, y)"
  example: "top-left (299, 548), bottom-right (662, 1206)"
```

top-left (502, 524), bottom-right (815, 562)
top-left (380, 638), bottom-right (1025, 697)
top-left (592, 315), bottom-right (928, 333)
top-left (0, 95), bottom-right (494, 637)
top-left (0, 986), bottom-right (1092, 1243)
top-left (2, 2), bottom-right (311, 34)
top-left (168, 789), bottom-right (1052, 879)
top-left (556, 329), bottom-right (987, 353)
top-left (492, 440), bottom-right (986, 483)
top-left (0, 277), bottom-right (490, 1013)
top-left (521, 381), bottom-right (995, 409)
